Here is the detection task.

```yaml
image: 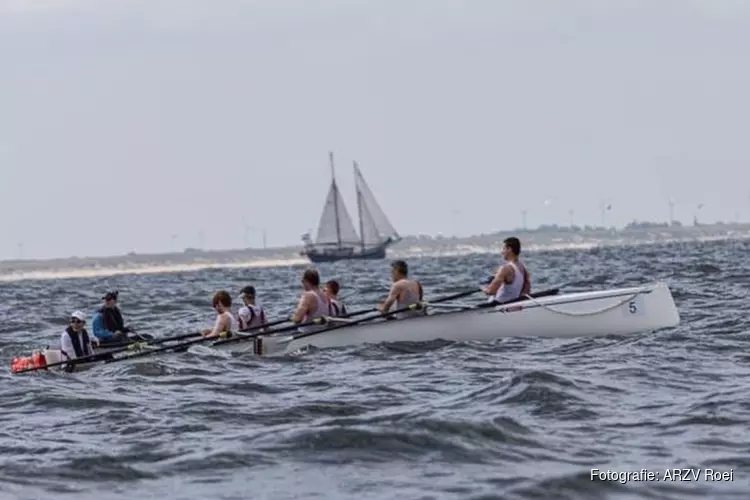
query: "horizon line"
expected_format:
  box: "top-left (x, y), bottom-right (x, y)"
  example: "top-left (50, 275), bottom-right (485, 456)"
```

top-left (2, 219), bottom-right (748, 265)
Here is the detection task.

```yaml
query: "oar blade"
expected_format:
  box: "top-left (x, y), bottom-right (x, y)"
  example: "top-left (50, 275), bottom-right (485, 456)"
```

top-left (9, 351), bottom-right (48, 374)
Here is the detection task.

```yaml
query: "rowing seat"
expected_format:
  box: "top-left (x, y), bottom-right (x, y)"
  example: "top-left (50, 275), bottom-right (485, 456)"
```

top-left (476, 288), bottom-right (560, 309)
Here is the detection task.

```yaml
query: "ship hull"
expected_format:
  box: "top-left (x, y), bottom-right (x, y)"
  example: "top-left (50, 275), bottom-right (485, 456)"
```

top-left (302, 240), bottom-right (392, 263)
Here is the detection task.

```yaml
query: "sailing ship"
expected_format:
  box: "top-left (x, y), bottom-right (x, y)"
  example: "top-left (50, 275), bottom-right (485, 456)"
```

top-left (300, 152), bottom-right (401, 263)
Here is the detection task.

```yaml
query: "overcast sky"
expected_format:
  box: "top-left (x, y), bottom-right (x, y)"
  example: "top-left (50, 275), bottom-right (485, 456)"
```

top-left (2, 0), bottom-right (750, 259)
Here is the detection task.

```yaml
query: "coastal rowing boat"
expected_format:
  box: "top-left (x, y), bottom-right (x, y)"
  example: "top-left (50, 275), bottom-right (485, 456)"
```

top-left (246, 281), bottom-right (680, 356)
top-left (11, 282), bottom-right (679, 372)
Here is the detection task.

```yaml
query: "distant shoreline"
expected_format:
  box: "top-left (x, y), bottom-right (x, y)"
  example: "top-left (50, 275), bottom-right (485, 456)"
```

top-left (1, 222), bottom-right (748, 282)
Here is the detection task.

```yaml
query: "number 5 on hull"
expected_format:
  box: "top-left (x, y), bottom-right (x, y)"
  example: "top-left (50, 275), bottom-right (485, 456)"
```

top-left (625, 295), bottom-right (645, 317)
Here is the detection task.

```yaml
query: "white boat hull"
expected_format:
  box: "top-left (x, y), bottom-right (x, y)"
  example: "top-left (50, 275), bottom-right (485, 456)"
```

top-left (251, 282), bottom-right (680, 356)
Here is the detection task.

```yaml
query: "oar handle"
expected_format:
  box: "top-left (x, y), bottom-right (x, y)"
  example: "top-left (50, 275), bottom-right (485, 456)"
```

top-left (110, 313), bottom-right (295, 358)
top-left (212, 308), bottom-right (378, 347)
top-left (237, 316), bottom-right (289, 333)
top-left (103, 330), bottom-right (234, 364)
top-left (288, 288), bottom-right (481, 343)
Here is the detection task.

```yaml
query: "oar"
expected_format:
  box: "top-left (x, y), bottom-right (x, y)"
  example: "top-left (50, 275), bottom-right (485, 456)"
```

top-left (474, 287), bottom-right (561, 309)
top-left (99, 317), bottom-right (299, 365)
top-left (420, 302), bottom-right (471, 310)
top-left (301, 288), bottom-right (480, 339)
top-left (238, 316), bottom-right (290, 332)
top-left (128, 331), bottom-right (154, 342)
top-left (95, 332), bottom-right (177, 350)
top-left (98, 317), bottom-right (299, 365)
top-left (12, 348), bottom-right (117, 374)
top-left (10, 329), bottom-right (208, 374)
top-left (12, 321), bottom-right (280, 374)
top-left (210, 307), bottom-right (379, 348)
top-left (96, 330), bottom-right (204, 350)
top-left (255, 288), bottom-right (483, 355)
top-left (23, 315), bottom-right (319, 372)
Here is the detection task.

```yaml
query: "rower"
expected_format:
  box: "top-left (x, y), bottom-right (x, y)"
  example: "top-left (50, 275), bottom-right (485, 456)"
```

top-left (482, 236), bottom-right (531, 303)
top-left (237, 285), bottom-right (267, 331)
top-left (292, 268), bottom-right (329, 332)
top-left (378, 260), bottom-right (426, 319)
top-left (91, 290), bottom-right (134, 345)
top-left (61, 310), bottom-right (95, 363)
top-left (202, 290), bottom-right (237, 338)
top-left (324, 279), bottom-right (348, 317)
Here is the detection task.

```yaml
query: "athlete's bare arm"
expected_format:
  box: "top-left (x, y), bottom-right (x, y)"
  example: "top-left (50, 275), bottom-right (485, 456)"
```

top-left (292, 293), bottom-right (314, 323)
top-left (379, 281), bottom-right (404, 313)
top-left (483, 265), bottom-right (512, 295)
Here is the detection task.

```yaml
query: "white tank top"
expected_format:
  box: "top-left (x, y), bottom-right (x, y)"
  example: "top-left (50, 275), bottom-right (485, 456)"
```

top-left (394, 282), bottom-right (425, 319)
top-left (298, 290), bottom-right (329, 333)
top-left (493, 261), bottom-right (525, 303)
top-left (239, 304), bottom-right (265, 330)
top-left (328, 299), bottom-right (346, 317)
top-left (214, 310), bottom-right (237, 334)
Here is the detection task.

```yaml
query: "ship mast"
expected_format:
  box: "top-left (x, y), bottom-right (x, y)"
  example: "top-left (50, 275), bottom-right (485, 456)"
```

top-left (330, 151), bottom-right (342, 248)
top-left (354, 160), bottom-right (365, 251)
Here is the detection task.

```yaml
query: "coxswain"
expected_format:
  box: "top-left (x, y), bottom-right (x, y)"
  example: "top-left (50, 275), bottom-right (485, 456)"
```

top-left (482, 236), bottom-right (531, 303)
top-left (324, 279), bottom-right (348, 317)
top-left (61, 310), bottom-right (95, 363)
top-left (237, 285), bottom-right (267, 331)
top-left (378, 260), bottom-right (426, 319)
top-left (202, 290), bottom-right (237, 338)
top-left (92, 291), bottom-right (133, 345)
top-left (291, 268), bottom-right (330, 332)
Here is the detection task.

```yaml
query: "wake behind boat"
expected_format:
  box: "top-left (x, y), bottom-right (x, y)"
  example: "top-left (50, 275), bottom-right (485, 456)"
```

top-left (11, 281), bottom-right (680, 373)
top-left (300, 152), bottom-right (401, 263)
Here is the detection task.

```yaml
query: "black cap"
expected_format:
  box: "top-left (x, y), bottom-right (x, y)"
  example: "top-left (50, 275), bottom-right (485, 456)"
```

top-left (102, 290), bottom-right (119, 300)
top-left (240, 286), bottom-right (256, 296)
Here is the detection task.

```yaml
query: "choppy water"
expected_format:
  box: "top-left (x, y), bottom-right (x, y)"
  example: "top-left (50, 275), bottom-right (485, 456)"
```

top-left (1, 239), bottom-right (749, 500)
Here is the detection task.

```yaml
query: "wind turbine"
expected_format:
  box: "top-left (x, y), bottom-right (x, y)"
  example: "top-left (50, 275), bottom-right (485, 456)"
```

top-left (668, 199), bottom-right (676, 226)
top-left (599, 201), bottom-right (612, 227)
top-left (694, 203), bottom-right (704, 226)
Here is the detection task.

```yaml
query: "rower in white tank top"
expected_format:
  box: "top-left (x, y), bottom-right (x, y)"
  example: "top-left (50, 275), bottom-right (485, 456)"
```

top-left (239, 304), bottom-right (266, 329)
top-left (394, 287), bottom-right (425, 319)
top-left (295, 290), bottom-right (328, 333)
top-left (328, 298), bottom-right (347, 317)
top-left (202, 291), bottom-right (237, 338)
top-left (324, 280), bottom-right (348, 317)
top-left (215, 310), bottom-right (237, 332)
top-left (482, 236), bottom-right (531, 304)
top-left (238, 285), bottom-right (267, 331)
top-left (492, 261), bottom-right (525, 303)
top-left (292, 268), bottom-right (330, 333)
top-left (379, 260), bottom-right (427, 319)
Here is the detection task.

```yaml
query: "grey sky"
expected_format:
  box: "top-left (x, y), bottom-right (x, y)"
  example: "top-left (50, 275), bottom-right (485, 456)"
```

top-left (2, 0), bottom-right (750, 260)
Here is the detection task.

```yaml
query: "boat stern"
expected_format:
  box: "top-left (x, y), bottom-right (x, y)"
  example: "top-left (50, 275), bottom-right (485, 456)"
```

top-left (649, 281), bottom-right (680, 328)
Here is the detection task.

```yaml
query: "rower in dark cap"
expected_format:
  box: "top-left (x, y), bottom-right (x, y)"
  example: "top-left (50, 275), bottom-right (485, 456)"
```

top-left (91, 290), bottom-right (144, 344)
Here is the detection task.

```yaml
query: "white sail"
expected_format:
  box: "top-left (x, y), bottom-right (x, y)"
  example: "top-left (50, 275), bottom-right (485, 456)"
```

top-left (353, 162), bottom-right (400, 243)
top-left (357, 187), bottom-right (383, 246)
top-left (314, 157), bottom-right (360, 246)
